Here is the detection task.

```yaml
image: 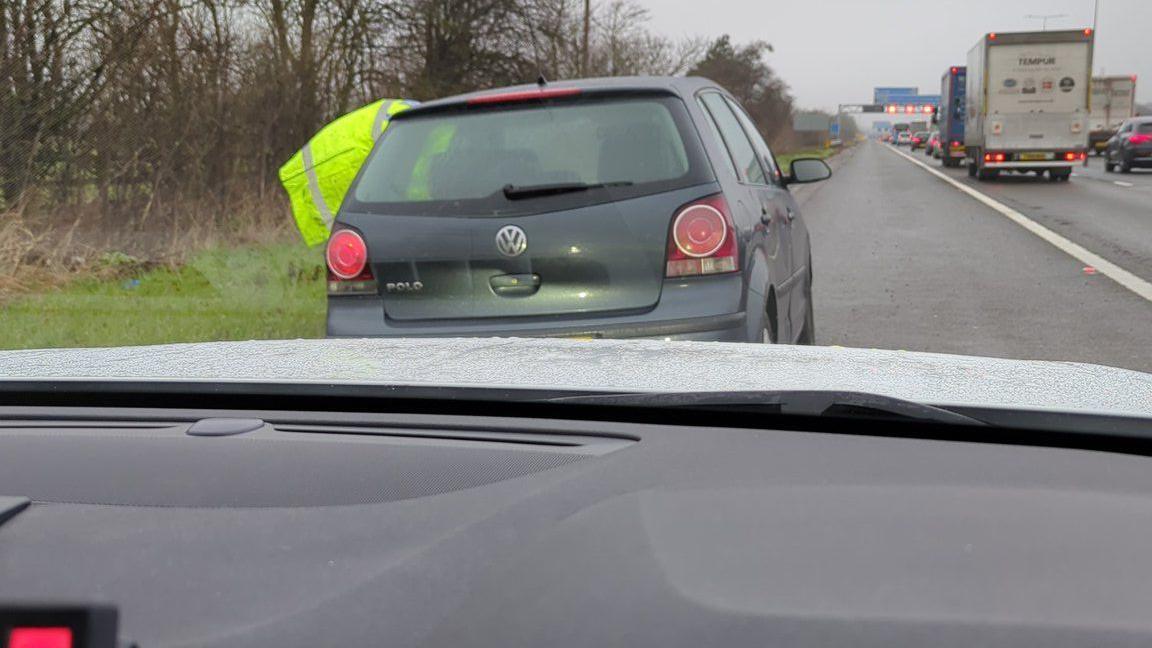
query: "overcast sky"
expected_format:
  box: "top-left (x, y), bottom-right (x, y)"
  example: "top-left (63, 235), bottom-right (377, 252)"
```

top-left (638, 0), bottom-right (1150, 111)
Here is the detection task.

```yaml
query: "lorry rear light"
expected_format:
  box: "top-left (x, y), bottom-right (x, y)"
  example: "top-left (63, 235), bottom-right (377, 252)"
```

top-left (666, 195), bottom-right (739, 278)
top-left (326, 228), bottom-right (377, 295)
top-left (1063, 152), bottom-right (1076, 161)
top-left (951, 67), bottom-right (958, 75)
top-left (988, 32), bottom-right (997, 40)
top-left (984, 152), bottom-right (1005, 163)
top-left (1083, 28), bottom-right (1093, 36)
top-left (950, 141), bottom-right (962, 148)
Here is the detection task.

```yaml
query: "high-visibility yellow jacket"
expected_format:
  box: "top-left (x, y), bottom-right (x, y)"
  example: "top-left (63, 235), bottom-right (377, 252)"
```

top-left (278, 98), bottom-right (415, 247)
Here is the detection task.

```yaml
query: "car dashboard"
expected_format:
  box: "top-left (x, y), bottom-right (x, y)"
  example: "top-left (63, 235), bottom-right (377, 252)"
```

top-left (2, 396), bottom-right (1152, 647)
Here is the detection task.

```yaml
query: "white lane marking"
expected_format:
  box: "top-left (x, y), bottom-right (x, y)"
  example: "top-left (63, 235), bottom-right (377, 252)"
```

top-left (885, 145), bottom-right (1152, 303)
top-left (1114, 181), bottom-right (1134, 187)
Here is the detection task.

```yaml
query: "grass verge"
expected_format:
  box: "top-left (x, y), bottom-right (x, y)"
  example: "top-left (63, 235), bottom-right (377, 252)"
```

top-left (776, 147), bottom-right (837, 174)
top-left (0, 242), bottom-right (326, 349)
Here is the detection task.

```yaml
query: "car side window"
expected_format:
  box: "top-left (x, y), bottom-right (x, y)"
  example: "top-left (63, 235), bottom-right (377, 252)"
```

top-left (695, 97), bottom-right (739, 179)
top-left (1119, 122), bottom-right (1133, 134)
top-left (698, 92), bottom-right (768, 185)
top-left (723, 95), bottom-right (783, 185)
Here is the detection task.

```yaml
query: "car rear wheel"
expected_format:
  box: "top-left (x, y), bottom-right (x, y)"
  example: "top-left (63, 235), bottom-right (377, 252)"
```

top-left (967, 160), bottom-right (977, 176)
top-left (796, 291), bottom-right (815, 346)
top-left (1119, 156), bottom-right (1133, 173)
top-left (1105, 157), bottom-right (1116, 172)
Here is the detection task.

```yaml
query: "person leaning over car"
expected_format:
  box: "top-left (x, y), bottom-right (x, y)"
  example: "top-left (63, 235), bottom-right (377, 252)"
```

top-left (279, 98), bottom-right (417, 247)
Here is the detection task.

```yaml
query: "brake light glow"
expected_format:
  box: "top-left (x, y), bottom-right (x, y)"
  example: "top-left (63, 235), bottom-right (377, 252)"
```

top-left (951, 67), bottom-right (958, 74)
top-left (7, 627), bottom-right (72, 648)
top-left (989, 32), bottom-right (997, 40)
top-left (467, 87), bottom-right (581, 105)
top-left (1130, 134), bottom-right (1152, 145)
top-left (1083, 28), bottom-right (1093, 36)
top-left (950, 141), bottom-right (962, 147)
top-left (984, 152), bottom-right (1005, 162)
top-left (326, 229), bottom-right (368, 279)
top-left (666, 195), bottom-right (738, 278)
top-left (1062, 152), bottom-right (1086, 161)
top-left (922, 105), bottom-right (934, 114)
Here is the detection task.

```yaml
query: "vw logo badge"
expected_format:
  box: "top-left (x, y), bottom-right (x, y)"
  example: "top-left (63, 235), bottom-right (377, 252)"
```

top-left (495, 225), bottom-right (527, 257)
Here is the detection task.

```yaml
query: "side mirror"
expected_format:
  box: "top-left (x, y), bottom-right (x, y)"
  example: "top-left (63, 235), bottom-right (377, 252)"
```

top-left (787, 158), bottom-right (832, 185)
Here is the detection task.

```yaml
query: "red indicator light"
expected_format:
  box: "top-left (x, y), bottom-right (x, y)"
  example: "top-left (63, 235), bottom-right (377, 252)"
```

top-left (326, 229), bottom-right (368, 280)
top-left (673, 205), bottom-right (727, 258)
top-left (995, 153), bottom-right (1006, 162)
top-left (1064, 152), bottom-right (1076, 161)
top-left (989, 32), bottom-right (997, 40)
top-left (922, 105), bottom-right (934, 114)
top-left (951, 67), bottom-right (958, 74)
top-left (904, 104), bottom-right (914, 114)
top-left (467, 87), bottom-right (581, 105)
top-left (886, 104), bottom-right (897, 114)
top-left (1132, 75), bottom-right (1138, 83)
top-left (1083, 28), bottom-right (1093, 36)
top-left (8, 627), bottom-right (73, 648)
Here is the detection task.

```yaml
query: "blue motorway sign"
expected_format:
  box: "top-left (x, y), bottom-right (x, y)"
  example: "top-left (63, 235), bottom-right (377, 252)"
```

top-left (874, 87), bottom-right (918, 103)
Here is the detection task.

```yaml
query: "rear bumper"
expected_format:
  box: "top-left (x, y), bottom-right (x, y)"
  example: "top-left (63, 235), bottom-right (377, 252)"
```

top-left (982, 161), bottom-right (1078, 169)
top-left (329, 311), bottom-right (747, 342)
top-left (1122, 151), bottom-right (1152, 167)
top-left (327, 273), bottom-right (750, 341)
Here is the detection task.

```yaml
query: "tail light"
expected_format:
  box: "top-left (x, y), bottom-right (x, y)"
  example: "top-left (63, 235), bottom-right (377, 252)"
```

top-left (326, 227), bottom-right (377, 295)
top-left (984, 152), bottom-right (1006, 163)
top-left (666, 195), bottom-right (739, 278)
top-left (1063, 152), bottom-right (1086, 161)
top-left (1131, 134), bottom-right (1152, 145)
top-left (950, 141), bottom-right (962, 148)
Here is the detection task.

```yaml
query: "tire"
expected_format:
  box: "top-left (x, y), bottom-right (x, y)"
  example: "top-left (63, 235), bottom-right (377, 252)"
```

top-left (967, 160), bottom-right (977, 177)
top-left (797, 296), bottom-right (815, 345)
top-left (977, 167), bottom-right (998, 181)
top-left (1104, 158), bottom-right (1116, 173)
top-left (796, 260), bottom-right (815, 345)
top-left (1120, 156), bottom-right (1133, 173)
top-left (756, 291), bottom-right (778, 344)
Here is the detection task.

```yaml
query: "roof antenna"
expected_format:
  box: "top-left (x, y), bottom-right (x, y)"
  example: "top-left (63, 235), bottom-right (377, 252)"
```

top-left (536, 74), bottom-right (548, 88)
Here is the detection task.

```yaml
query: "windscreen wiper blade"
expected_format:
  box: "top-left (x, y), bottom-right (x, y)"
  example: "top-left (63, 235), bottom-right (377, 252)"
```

top-left (502, 181), bottom-right (633, 200)
top-left (548, 390), bottom-right (986, 426)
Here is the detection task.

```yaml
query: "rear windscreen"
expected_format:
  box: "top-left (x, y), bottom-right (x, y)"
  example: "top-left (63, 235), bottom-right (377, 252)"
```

top-left (348, 95), bottom-right (711, 215)
top-left (1137, 123), bottom-right (1152, 134)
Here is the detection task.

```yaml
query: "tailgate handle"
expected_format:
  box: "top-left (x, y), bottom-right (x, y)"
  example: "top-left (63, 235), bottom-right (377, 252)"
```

top-left (490, 273), bottom-right (541, 297)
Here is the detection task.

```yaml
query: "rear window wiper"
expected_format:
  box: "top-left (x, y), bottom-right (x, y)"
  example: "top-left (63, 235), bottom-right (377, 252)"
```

top-left (548, 390), bottom-right (986, 427)
top-left (502, 181), bottom-right (633, 200)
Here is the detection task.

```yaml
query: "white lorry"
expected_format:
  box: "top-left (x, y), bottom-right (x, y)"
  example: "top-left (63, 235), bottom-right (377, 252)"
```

top-left (1088, 75), bottom-right (1137, 155)
top-left (965, 29), bottom-right (1094, 181)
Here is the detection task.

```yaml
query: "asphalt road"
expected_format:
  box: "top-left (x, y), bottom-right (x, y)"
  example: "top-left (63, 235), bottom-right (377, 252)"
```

top-left (798, 140), bottom-right (1152, 372)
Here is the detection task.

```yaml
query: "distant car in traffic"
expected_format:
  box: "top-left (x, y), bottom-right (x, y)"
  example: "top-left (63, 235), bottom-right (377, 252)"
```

top-left (880, 132), bottom-right (892, 143)
top-left (926, 131), bottom-right (941, 157)
top-left (1104, 116), bottom-right (1152, 173)
top-left (909, 131), bottom-right (929, 151)
top-left (327, 77), bottom-right (829, 344)
top-left (896, 131), bottom-right (911, 146)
